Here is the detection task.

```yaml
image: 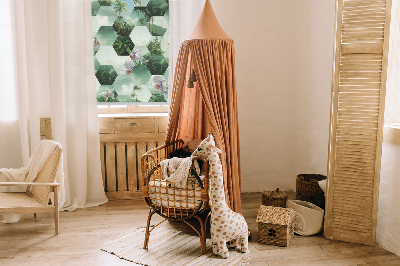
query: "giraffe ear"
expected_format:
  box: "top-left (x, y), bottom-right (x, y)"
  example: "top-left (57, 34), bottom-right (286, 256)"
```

top-left (211, 144), bottom-right (222, 154)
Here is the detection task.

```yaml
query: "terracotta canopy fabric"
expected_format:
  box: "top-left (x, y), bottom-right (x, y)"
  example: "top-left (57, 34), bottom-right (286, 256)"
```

top-left (166, 38), bottom-right (242, 212)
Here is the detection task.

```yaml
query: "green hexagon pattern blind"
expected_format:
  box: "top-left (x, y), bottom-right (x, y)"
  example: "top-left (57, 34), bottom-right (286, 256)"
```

top-left (92, 0), bottom-right (169, 103)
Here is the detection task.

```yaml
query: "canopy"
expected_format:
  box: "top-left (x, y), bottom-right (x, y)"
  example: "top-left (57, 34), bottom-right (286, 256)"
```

top-left (166, 0), bottom-right (242, 212)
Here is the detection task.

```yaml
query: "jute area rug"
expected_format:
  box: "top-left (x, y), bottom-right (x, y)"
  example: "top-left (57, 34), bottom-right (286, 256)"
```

top-left (102, 226), bottom-right (250, 265)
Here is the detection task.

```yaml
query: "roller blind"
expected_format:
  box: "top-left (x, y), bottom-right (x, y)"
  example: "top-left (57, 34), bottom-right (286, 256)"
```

top-left (325, 0), bottom-right (392, 245)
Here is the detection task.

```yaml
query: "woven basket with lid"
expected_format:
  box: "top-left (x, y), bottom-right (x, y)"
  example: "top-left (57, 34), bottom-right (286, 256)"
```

top-left (262, 188), bottom-right (287, 208)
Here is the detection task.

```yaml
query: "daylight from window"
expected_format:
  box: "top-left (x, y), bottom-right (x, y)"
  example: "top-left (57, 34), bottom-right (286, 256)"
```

top-left (0, 0), bottom-right (17, 121)
top-left (92, 0), bottom-right (169, 103)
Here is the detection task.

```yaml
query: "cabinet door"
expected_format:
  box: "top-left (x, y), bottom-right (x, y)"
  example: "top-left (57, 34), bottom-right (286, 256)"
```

top-left (325, 0), bottom-right (392, 245)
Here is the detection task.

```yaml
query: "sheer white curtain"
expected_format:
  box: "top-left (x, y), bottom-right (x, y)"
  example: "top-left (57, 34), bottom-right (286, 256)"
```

top-left (1, 0), bottom-right (107, 211)
top-left (0, 0), bottom-right (24, 169)
top-left (168, 0), bottom-right (205, 103)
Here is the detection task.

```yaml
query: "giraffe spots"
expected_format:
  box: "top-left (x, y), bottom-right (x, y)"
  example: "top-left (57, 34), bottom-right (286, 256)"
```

top-left (199, 135), bottom-right (248, 258)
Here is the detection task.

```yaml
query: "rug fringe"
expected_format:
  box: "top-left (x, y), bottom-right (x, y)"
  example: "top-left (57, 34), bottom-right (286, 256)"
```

top-left (102, 226), bottom-right (250, 266)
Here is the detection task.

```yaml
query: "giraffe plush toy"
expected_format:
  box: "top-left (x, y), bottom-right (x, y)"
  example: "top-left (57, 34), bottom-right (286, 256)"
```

top-left (192, 133), bottom-right (248, 258)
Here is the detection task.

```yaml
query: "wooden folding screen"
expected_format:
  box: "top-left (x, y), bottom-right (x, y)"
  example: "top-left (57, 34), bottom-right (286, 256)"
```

top-left (325, 0), bottom-right (392, 245)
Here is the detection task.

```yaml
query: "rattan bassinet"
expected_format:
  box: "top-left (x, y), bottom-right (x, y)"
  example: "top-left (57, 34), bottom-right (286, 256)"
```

top-left (141, 140), bottom-right (210, 254)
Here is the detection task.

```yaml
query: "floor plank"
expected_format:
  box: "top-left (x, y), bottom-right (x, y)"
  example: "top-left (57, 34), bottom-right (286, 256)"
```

top-left (0, 192), bottom-right (398, 265)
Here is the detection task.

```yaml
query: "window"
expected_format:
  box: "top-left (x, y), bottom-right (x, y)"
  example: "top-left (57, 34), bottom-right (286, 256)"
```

top-left (92, 0), bottom-right (169, 104)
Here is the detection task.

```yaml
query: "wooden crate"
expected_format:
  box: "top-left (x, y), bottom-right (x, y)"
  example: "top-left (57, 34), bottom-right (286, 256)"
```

top-left (99, 115), bottom-right (168, 200)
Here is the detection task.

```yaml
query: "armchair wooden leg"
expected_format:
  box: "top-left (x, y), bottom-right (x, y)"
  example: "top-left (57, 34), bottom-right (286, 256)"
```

top-left (34, 213), bottom-right (37, 218)
top-left (54, 186), bottom-right (59, 235)
top-left (144, 209), bottom-right (155, 249)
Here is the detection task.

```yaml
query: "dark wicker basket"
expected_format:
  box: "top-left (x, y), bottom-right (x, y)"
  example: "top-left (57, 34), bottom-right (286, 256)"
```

top-left (262, 188), bottom-right (287, 208)
top-left (296, 174), bottom-right (326, 209)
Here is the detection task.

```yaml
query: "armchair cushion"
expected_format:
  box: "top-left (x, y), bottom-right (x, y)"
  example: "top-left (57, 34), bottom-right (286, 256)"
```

top-left (0, 193), bottom-right (42, 208)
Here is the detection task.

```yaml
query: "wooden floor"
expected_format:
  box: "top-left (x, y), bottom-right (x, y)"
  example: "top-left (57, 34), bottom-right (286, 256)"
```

top-left (1, 193), bottom-right (399, 266)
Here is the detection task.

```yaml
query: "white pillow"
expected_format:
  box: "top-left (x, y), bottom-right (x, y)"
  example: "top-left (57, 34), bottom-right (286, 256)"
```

top-left (318, 179), bottom-right (327, 194)
top-left (287, 200), bottom-right (324, 236)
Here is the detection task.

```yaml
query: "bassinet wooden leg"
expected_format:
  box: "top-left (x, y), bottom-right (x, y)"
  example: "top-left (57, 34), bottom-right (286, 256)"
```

top-left (144, 209), bottom-right (155, 249)
top-left (199, 218), bottom-right (206, 255)
top-left (194, 214), bottom-right (209, 255)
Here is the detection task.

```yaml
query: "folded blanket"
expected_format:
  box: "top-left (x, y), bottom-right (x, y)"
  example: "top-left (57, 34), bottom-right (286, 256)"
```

top-left (159, 157), bottom-right (200, 188)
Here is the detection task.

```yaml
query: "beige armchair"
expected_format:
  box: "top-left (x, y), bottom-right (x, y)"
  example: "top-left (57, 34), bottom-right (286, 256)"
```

top-left (0, 145), bottom-right (62, 234)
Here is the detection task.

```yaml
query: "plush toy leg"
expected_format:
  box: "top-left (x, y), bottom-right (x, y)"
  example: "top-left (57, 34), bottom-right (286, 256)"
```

top-left (212, 242), bottom-right (218, 254)
top-left (238, 236), bottom-right (249, 253)
top-left (143, 209), bottom-right (155, 249)
top-left (217, 241), bottom-right (229, 258)
top-left (227, 239), bottom-right (237, 249)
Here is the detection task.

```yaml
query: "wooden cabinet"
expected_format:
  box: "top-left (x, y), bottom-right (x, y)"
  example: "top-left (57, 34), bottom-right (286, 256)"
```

top-left (98, 115), bottom-right (168, 200)
top-left (98, 117), bottom-right (113, 134)
top-left (114, 118), bottom-right (155, 134)
top-left (157, 117), bottom-right (168, 133)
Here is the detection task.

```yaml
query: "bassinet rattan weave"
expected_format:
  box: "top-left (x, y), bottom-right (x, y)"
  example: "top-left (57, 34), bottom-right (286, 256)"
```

top-left (141, 140), bottom-right (210, 254)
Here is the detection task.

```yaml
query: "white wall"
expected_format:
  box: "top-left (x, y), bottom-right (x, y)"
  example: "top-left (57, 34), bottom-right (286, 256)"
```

top-left (377, 2), bottom-right (400, 256)
top-left (294, 1), bottom-right (335, 178)
top-left (212, 1), bottom-right (400, 254)
top-left (212, 0), bottom-right (297, 191)
top-left (212, 0), bottom-right (335, 191)
top-left (377, 142), bottom-right (400, 256)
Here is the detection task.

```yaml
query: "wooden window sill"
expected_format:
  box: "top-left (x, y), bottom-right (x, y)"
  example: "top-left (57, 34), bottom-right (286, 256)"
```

top-left (98, 113), bottom-right (168, 118)
top-left (97, 104), bottom-right (168, 115)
